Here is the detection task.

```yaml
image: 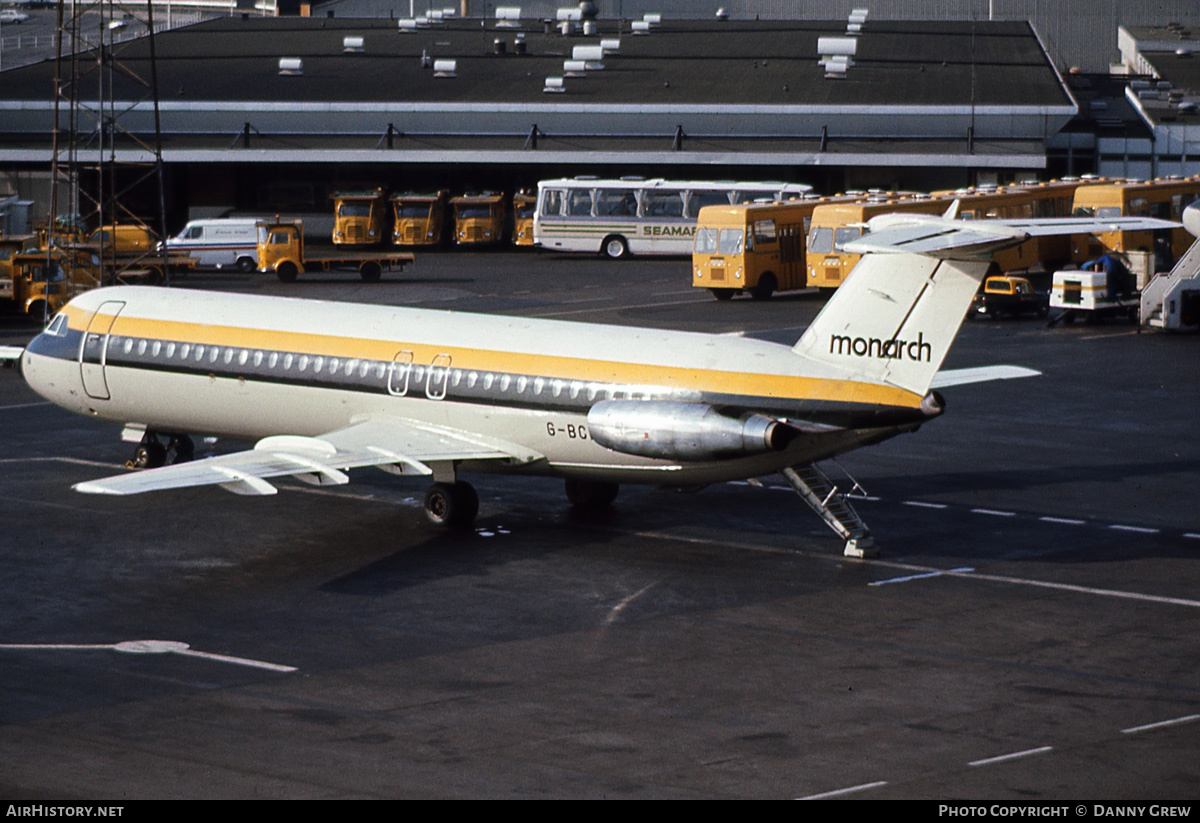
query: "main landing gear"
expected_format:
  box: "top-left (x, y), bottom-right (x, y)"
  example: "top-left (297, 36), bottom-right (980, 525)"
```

top-left (422, 481), bottom-right (479, 528)
top-left (129, 431), bottom-right (194, 469)
top-left (419, 477), bottom-right (621, 529)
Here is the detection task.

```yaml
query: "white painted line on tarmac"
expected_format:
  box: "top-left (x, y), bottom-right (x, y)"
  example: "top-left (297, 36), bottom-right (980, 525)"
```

top-left (968, 746), bottom-right (1053, 767)
top-left (1109, 524), bottom-right (1160, 534)
top-left (0, 639), bottom-right (297, 672)
top-left (529, 296), bottom-right (710, 318)
top-left (1039, 516), bottom-right (1086, 525)
top-left (903, 500), bottom-right (948, 509)
top-left (797, 780), bottom-right (888, 799)
top-left (0, 401), bottom-right (52, 411)
top-left (1121, 714), bottom-right (1200, 735)
top-left (1185, 533), bottom-right (1200, 540)
top-left (971, 508), bottom-right (1016, 517)
top-left (869, 567), bottom-right (974, 587)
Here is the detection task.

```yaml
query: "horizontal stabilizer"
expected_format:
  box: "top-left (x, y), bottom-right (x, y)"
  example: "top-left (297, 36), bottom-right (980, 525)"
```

top-left (845, 214), bottom-right (1180, 259)
top-left (931, 364), bottom-right (1041, 388)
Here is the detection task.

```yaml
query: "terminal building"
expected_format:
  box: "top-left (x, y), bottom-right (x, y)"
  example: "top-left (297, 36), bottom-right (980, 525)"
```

top-left (0, 3), bottom-right (1197, 227)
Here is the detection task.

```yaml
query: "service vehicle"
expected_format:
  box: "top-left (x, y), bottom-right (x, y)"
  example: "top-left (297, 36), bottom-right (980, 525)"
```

top-left (808, 179), bottom-right (1095, 289)
top-left (969, 275), bottom-right (1049, 319)
top-left (692, 200), bottom-right (827, 300)
top-left (534, 177), bottom-right (812, 258)
top-left (1048, 269), bottom-right (1140, 325)
top-left (257, 219), bottom-right (414, 282)
top-left (1, 247), bottom-right (100, 321)
top-left (89, 224), bottom-right (157, 253)
top-left (1070, 177), bottom-right (1200, 275)
top-left (513, 192), bottom-right (537, 247)
top-left (451, 192), bottom-right (508, 246)
top-left (163, 218), bottom-right (260, 271)
top-left (332, 189), bottom-right (387, 245)
top-left (81, 224), bottom-right (197, 284)
top-left (0, 9), bottom-right (30, 23)
top-left (390, 191), bottom-right (448, 246)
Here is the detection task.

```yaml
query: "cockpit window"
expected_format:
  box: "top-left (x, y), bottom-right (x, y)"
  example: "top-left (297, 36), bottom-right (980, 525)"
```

top-left (46, 313), bottom-right (68, 336)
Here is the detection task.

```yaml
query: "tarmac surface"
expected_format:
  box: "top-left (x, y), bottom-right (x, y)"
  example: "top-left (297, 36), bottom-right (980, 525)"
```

top-left (1, 251), bottom-right (1198, 799)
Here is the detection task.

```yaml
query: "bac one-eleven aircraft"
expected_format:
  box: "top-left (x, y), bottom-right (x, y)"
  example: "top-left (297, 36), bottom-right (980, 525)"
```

top-left (15, 211), bottom-right (1177, 557)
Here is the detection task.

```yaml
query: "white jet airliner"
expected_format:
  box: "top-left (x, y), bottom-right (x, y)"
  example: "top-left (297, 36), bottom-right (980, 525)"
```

top-left (15, 212), bottom-right (1176, 556)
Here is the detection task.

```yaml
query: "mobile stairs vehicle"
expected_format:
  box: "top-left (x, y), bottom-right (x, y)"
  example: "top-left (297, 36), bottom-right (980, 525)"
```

top-left (1140, 204), bottom-right (1200, 332)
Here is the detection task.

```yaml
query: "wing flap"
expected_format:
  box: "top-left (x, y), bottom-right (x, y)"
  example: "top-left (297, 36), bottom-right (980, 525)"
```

top-left (74, 415), bottom-right (544, 496)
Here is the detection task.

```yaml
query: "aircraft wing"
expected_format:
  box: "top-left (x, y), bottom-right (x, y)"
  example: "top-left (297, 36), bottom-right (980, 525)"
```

top-left (73, 415), bottom-right (543, 496)
top-left (844, 215), bottom-right (1180, 259)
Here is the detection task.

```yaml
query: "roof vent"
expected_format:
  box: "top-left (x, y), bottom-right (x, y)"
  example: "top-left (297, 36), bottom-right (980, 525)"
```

top-left (823, 59), bottom-right (849, 79)
top-left (343, 36), bottom-right (364, 53)
top-left (572, 45), bottom-right (604, 68)
top-left (556, 7), bottom-right (582, 21)
top-left (563, 60), bottom-right (587, 76)
top-left (433, 59), bottom-right (457, 78)
top-left (631, 21), bottom-right (650, 34)
top-left (849, 8), bottom-right (869, 25)
top-left (643, 13), bottom-right (662, 28)
top-left (600, 38), bottom-right (620, 54)
top-left (544, 76), bottom-right (566, 93)
top-left (513, 34), bottom-right (527, 54)
top-left (818, 36), bottom-right (857, 76)
top-left (495, 6), bottom-right (521, 27)
top-left (278, 57), bottom-right (303, 76)
top-left (428, 9), bottom-right (444, 23)
top-left (716, 7), bottom-right (728, 21)
top-left (398, 18), bottom-right (426, 31)
top-left (582, 20), bottom-right (597, 36)
top-left (440, 7), bottom-right (456, 18)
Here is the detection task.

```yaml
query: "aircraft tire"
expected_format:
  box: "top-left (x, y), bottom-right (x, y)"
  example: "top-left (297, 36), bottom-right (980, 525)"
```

top-left (565, 479), bottom-right (619, 509)
top-left (424, 481), bottom-right (479, 528)
top-left (132, 440), bottom-right (167, 469)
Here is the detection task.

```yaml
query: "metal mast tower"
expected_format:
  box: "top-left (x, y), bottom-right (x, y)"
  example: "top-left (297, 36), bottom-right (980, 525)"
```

top-left (49, 0), bottom-right (170, 286)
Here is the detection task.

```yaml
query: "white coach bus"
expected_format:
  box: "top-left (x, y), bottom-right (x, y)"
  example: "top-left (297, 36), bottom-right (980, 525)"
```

top-left (533, 178), bottom-right (813, 258)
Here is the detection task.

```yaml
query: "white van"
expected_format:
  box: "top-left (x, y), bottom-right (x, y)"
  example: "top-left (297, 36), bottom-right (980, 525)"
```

top-left (164, 219), bottom-right (260, 271)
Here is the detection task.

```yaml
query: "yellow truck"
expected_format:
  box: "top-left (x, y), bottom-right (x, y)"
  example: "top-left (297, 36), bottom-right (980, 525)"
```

top-left (332, 189), bottom-right (387, 245)
top-left (257, 220), bottom-right (415, 282)
top-left (2, 245), bottom-right (100, 321)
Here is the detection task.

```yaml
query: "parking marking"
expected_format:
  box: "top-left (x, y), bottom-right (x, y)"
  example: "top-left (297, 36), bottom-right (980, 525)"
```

top-left (969, 746), bottom-right (1053, 767)
top-left (1039, 516), bottom-right (1086, 525)
top-left (0, 639), bottom-right (297, 672)
top-left (798, 780), bottom-right (888, 799)
top-left (1121, 714), bottom-right (1200, 735)
top-left (903, 500), bottom-right (948, 509)
top-left (869, 567), bottom-right (974, 586)
top-left (971, 508), bottom-right (1016, 517)
top-left (1109, 524), bottom-right (1160, 534)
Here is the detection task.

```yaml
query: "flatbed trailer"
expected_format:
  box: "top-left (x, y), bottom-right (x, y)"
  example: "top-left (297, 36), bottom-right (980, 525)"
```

top-left (257, 220), bottom-right (415, 283)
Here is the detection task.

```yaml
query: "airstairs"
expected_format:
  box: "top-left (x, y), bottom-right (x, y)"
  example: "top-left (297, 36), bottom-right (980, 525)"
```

top-left (1141, 236), bottom-right (1200, 331)
top-left (780, 462), bottom-right (878, 558)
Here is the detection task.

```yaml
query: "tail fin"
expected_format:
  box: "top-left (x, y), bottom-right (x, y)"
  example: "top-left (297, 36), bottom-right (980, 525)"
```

top-left (793, 252), bottom-right (989, 397)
